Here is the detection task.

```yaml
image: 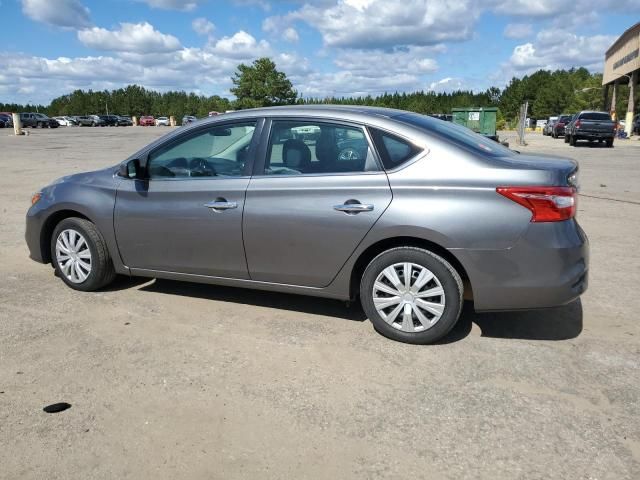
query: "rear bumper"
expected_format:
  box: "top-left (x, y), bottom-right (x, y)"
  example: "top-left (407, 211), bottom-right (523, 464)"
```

top-left (573, 131), bottom-right (613, 139)
top-left (453, 220), bottom-right (589, 311)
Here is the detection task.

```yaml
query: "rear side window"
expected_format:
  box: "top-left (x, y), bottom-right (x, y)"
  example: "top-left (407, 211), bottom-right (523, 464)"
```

top-left (579, 112), bottom-right (611, 121)
top-left (369, 128), bottom-right (422, 170)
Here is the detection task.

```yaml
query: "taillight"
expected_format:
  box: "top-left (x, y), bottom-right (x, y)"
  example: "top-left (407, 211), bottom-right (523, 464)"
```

top-left (574, 120), bottom-right (581, 128)
top-left (557, 122), bottom-right (565, 127)
top-left (497, 186), bottom-right (577, 222)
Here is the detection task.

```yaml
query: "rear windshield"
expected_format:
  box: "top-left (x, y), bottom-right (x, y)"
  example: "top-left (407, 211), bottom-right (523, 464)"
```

top-left (559, 115), bottom-right (573, 122)
top-left (579, 112), bottom-right (611, 121)
top-left (397, 113), bottom-right (514, 157)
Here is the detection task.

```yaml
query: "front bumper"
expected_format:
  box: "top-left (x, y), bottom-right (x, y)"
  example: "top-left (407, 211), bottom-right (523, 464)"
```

top-left (25, 202), bottom-right (48, 263)
top-left (453, 220), bottom-right (589, 311)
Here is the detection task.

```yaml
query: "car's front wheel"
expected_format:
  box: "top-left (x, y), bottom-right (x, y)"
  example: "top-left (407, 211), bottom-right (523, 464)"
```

top-left (51, 217), bottom-right (116, 291)
top-left (360, 247), bottom-right (463, 344)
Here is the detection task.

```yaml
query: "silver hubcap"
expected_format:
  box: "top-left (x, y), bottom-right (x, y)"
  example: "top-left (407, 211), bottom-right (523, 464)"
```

top-left (372, 262), bottom-right (446, 332)
top-left (55, 229), bottom-right (92, 284)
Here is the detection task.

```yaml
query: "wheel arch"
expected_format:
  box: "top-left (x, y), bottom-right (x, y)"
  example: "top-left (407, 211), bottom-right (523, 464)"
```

top-left (349, 236), bottom-right (472, 301)
top-left (39, 209), bottom-right (91, 264)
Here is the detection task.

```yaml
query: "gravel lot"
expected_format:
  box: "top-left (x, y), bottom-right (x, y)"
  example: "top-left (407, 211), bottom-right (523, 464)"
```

top-left (1, 126), bottom-right (639, 479)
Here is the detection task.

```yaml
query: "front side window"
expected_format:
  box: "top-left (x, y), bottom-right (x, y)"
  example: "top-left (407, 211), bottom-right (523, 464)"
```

top-left (147, 122), bottom-right (256, 179)
top-left (264, 120), bottom-right (378, 175)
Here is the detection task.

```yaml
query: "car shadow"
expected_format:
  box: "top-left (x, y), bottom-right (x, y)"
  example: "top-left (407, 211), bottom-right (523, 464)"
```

top-left (138, 278), bottom-right (367, 322)
top-left (126, 278), bottom-right (583, 342)
top-left (472, 298), bottom-right (583, 341)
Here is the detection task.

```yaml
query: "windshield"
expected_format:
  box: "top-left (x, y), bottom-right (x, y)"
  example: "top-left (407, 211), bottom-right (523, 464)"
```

top-left (397, 113), bottom-right (514, 157)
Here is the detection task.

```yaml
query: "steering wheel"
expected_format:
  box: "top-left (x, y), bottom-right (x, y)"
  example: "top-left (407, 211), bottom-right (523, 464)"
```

top-left (189, 157), bottom-right (217, 177)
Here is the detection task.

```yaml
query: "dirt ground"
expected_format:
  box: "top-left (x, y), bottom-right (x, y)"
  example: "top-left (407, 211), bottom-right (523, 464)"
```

top-left (1, 126), bottom-right (639, 480)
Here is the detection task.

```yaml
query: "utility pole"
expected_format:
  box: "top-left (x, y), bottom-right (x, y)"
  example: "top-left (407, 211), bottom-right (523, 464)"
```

top-left (106, 101), bottom-right (109, 116)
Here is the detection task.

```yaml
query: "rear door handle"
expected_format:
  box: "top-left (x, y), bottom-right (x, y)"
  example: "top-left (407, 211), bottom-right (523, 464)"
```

top-left (333, 203), bottom-right (374, 213)
top-left (204, 200), bottom-right (238, 211)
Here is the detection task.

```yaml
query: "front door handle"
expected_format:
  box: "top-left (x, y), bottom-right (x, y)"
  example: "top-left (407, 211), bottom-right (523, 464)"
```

top-left (333, 203), bottom-right (374, 214)
top-left (204, 200), bottom-right (238, 211)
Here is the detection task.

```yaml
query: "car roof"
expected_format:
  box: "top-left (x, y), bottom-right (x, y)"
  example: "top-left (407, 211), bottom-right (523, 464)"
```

top-left (221, 104), bottom-right (408, 119)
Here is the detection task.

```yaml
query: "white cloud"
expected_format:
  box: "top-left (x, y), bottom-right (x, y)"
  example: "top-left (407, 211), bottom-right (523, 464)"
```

top-left (78, 22), bottom-right (182, 53)
top-left (209, 31), bottom-right (271, 58)
top-left (504, 23), bottom-right (533, 39)
top-left (508, 29), bottom-right (616, 71)
top-left (282, 27), bottom-right (299, 43)
top-left (137, 0), bottom-right (204, 11)
top-left (333, 47), bottom-right (439, 76)
top-left (233, 0), bottom-right (271, 10)
top-left (192, 17), bottom-right (215, 36)
top-left (264, 0), bottom-right (480, 49)
top-left (21, 0), bottom-right (91, 28)
top-left (427, 77), bottom-right (474, 93)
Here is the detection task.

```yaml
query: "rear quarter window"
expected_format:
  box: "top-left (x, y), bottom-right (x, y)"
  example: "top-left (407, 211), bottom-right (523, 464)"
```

top-left (369, 128), bottom-right (423, 170)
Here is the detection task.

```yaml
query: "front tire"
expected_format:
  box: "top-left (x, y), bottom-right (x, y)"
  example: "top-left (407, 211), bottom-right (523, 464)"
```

top-left (51, 217), bottom-right (116, 291)
top-left (360, 247), bottom-right (463, 344)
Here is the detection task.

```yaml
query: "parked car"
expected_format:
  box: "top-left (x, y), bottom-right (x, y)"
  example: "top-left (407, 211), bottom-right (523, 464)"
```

top-left (156, 116), bottom-right (170, 126)
top-left (20, 112), bottom-right (58, 128)
top-left (139, 115), bottom-right (155, 126)
top-left (25, 106), bottom-right (589, 344)
top-left (182, 115), bottom-right (197, 126)
top-left (99, 115), bottom-right (120, 127)
top-left (542, 116), bottom-right (558, 136)
top-left (53, 116), bottom-right (77, 126)
top-left (77, 115), bottom-right (106, 127)
top-left (117, 116), bottom-right (133, 126)
top-left (0, 113), bottom-right (13, 128)
top-left (634, 114), bottom-right (640, 135)
top-left (565, 111), bottom-right (616, 147)
top-left (552, 114), bottom-right (573, 138)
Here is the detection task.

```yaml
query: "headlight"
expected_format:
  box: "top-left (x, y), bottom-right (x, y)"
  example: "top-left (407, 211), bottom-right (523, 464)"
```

top-left (31, 192), bottom-right (42, 206)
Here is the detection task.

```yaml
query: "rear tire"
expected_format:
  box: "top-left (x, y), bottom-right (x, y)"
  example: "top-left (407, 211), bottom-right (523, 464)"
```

top-left (570, 135), bottom-right (577, 146)
top-left (360, 247), bottom-right (463, 345)
top-left (564, 134), bottom-right (569, 143)
top-left (51, 217), bottom-right (116, 291)
top-left (606, 138), bottom-right (614, 148)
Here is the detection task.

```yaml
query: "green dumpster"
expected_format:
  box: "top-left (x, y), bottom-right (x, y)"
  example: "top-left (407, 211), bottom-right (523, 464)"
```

top-left (452, 107), bottom-right (498, 141)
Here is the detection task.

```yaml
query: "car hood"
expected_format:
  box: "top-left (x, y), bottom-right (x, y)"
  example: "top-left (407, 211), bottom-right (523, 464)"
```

top-left (49, 166), bottom-right (118, 189)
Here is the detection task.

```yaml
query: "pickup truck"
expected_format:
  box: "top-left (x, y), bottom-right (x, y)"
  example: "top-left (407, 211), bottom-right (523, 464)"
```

top-left (566, 111), bottom-right (616, 147)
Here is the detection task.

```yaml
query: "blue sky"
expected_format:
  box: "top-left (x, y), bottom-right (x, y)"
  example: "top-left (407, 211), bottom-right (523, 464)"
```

top-left (0, 0), bottom-right (637, 104)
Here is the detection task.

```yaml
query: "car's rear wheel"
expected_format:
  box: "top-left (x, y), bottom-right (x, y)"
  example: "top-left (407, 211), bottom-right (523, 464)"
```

top-left (51, 217), bottom-right (116, 291)
top-left (360, 247), bottom-right (463, 344)
top-left (570, 135), bottom-right (577, 146)
top-left (606, 138), bottom-right (614, 148)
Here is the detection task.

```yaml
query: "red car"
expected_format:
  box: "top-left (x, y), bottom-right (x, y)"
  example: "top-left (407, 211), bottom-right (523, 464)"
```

top-left (139, 115), bottom-right (155, 126)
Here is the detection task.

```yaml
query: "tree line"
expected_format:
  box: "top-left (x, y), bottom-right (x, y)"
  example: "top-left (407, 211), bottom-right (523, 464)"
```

top-left (0, 58), bottom-right (632, 127)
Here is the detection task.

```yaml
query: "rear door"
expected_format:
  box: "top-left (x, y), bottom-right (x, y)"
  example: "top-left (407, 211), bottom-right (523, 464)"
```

top-left (243, 118), bottom-right (392, 288)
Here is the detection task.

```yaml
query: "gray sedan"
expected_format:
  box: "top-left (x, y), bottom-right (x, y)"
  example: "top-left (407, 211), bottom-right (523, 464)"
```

top-left (25, 106), bottom-right (588, 344)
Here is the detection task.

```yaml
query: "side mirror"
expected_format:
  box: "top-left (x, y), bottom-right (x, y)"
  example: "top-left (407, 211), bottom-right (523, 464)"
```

top-left (118, 159), bottom-right (142, 179)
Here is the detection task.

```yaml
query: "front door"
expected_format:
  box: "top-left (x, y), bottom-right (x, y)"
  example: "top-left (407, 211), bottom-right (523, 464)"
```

top-left (114, 121), bottom-right (259, 279)
top-left (243, 119), bottom-right (392, 288)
